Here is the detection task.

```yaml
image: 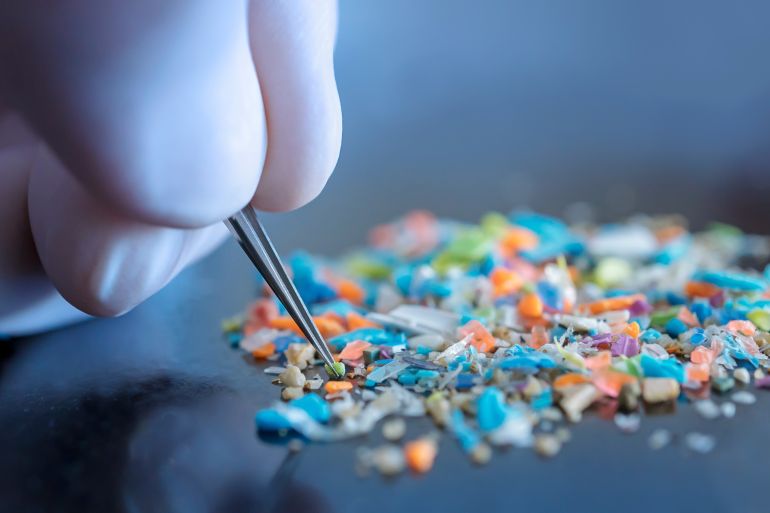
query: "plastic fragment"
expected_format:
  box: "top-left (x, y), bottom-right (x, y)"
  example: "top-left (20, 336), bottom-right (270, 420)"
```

top-left (685, 432), bottom-right (716, 454)
top-left (731, 391), bottom-right (756, 405)
top-left (404, 438), bottom-right (438, 473)
top-left (279, 365), bottom-right (306, 388)
top-left (382, 418), bottom-right (407, 441)
top-left (534, 434), bottom-right (562, 457)
top-left (648, 429), bottom-right (672, 450)
top-left (642, 378), bottom-right (680, 403)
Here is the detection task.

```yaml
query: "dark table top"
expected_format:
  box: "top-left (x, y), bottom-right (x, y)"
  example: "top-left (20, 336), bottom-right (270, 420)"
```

top-left (2, 237), bottom-right (770, 513)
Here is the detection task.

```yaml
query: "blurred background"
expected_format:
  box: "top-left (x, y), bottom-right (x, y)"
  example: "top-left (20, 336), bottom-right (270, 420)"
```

top-left (269, 0), bottom-right (770, 255)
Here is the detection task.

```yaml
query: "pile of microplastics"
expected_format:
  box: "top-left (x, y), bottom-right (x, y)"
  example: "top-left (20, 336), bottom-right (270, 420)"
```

top-left (222, 210), bottom-right (770, 476)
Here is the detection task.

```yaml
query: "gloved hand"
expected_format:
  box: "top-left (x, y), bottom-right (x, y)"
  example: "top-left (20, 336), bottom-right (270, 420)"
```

top-left (0, 0), bottom-right (342, 336)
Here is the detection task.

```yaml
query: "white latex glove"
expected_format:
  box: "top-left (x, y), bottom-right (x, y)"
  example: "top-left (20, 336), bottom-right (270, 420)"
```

top-left (0, 0), bottom-right (342, 336)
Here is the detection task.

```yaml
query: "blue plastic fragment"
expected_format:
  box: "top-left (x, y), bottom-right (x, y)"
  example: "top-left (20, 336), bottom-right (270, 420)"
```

top-left (689, 329), bottom-right (707, 345)
top-left (640, 354), bottom-right (685, 382)
top-left (693, 270), bottom-right (766, 292)
top-left (311, 299), bottom-right (364, 317)
top-left (290, 394), bottom-right (331, 423)
top-left (255, 409), bottom-right (292, 432)
top-left (690, 302), bottom-right (712, 324)
top-left (274, 334), bottom-right (303, 353)
top-left (398, 373), bottom-right (418, 386)
top-left (664, 318), bottom-right (688, 338)
top-left (455, 373), bottom-right (476, 389)
top-left (530, 389), bottom-right (553, 410)
top-left (477, 387), bottom-right (508, 432)
top-left (328, 328), bottom-right (405, 351)
top-left (450, 409), bottom-right (480, 451)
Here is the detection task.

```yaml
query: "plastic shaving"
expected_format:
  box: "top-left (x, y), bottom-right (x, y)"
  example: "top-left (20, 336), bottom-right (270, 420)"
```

top-left (222, 210), bottom-right (770, 476)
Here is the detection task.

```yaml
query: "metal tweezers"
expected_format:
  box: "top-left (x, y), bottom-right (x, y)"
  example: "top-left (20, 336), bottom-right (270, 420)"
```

top-left (225, 206), bottom-right (341, 378)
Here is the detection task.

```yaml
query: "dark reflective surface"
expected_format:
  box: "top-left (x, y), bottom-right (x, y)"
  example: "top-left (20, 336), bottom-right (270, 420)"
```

top-left (2, 242), bottom-right (770, 513)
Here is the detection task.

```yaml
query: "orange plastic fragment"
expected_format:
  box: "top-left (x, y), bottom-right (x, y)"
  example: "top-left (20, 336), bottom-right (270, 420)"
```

top-left (337, 340), bottom-right (372, 361)
top-left (582, 294), bottom-right (646, 315)
top-left (499, 227), bottom-right (539, 255)
top-left (655, 225), bottom-right (686, 244)
top-left (585, 351), bottom-right (612, 371)
top-left (246, 298), bottom-right (279, 329)
top-left (690, 346), bottom-right (715, 365)
top-left (518, 292), bottom-right (544, 318)
top-left (623, 321), bottom-right (641, 339)
top-left (684, 281), bottom-right (721, 298)
top-left (337, 279), bottom-right (365, 305)
top-left (489, 267), bottom-right (523, 297)
top-left (404, 438), bottom-right (437, 473)
top-left (270, 315), bottom-right (346, 338)
top-left (592, 370), bottom-right (637, 398)
top-left (687, 363), bottom-right (710, 382)
top-left (677, 307), bottom-right (699, 327)
top-left (252, 342), bottom-right (275, 359)
top-left (553, 373), bottom-right (591, 390)
top-left (346, 311), bottom-right (380, 331)
top-left (459, 320), bottom-right (496, 353)
top-left (325, 381), bottom-right (353, 394)
top-left (528, 325), bottom-right (549, 349)
top-left (727, 319), bottom-right (756, 336)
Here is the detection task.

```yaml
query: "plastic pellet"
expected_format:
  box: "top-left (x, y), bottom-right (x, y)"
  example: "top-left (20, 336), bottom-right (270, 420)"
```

top-left (372, 445), bottom-right (406, 476)
top-left (648, 429), bottom-right (672, 450)
top-left (382, 418), bottom-right (407, 441)
top-left (642, 378), bottom-right (680, 403)
top-left (404, 438), bottom-right (438, 473)
top-left (325, 381), bottom-right (353, 394)
top-left (282, 386), bottom-right (304, 401)
top-left (733, 368), bottom-right (751, 385)
top-left (278, 365), bottom-right (306, 388)
top-left (534, 434), bottom-right (562, 457)
top-left (685, 432), bottom-right (716, 454)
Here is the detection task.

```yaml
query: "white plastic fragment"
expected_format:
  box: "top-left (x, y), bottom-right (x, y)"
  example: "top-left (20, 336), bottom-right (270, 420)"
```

top-left (382, 418), bottom-right (407, 441)
top-left (560, 384), bottom-right (597, 423)
top-left (693, 400), bottom-right (721, 420)
top-left (372, 445), bottom-right (405, 476)
top-left (721, 402), bottom-right (736, 418)
top-left (733, 367), bottom-right (750, 384)
top-left (648, 429), bottom-right (672, 450)
top-left (278, 365), bottom-right (306, 388)
top-left (731, 391), bottom-right (756, 405)
top-left (534, 434), bottom-right (562, 458)
top-left (614, 413), bottom-right (641, 433)
top-left (685, 432), bottom-right (716, 454)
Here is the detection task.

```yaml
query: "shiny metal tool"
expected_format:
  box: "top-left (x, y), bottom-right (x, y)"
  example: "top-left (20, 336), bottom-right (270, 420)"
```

top-left (225, 206), bottom-right (341, 377)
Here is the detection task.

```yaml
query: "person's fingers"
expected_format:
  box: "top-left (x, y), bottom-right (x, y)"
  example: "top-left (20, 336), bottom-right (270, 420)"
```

top-left (248, 0), bottom-right (342, 212)
top-left (0, 112), bottom-right (88, 336)
top-left (28, 145), bottom-right (228, 317)
top-left (2, 0), bottom-right (265, 228)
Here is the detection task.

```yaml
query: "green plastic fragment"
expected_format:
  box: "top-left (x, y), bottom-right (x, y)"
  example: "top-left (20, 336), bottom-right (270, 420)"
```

top-left (747, 309), bottom-right (770, 331)
top-left (325, 361), bottom-right (346, 379)
top-left (480, 212), bottom-right (510, 238)
top-left (432, 228), bottom-right (492, 274)
top-left (594, 257), bottom-right (633, 288)
top-left (345, 255), bottom-right (392, 280)
top-left (650, 306), bottom-right (682, 328)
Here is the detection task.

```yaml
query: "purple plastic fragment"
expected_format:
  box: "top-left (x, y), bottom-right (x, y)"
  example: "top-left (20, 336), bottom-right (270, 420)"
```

top-left (755, 376), bottom-right (770, 389)
top-left (629, 300), bottom-right (652, 316)
top-left (588, 333), bottom-right (613, 348)
top-left (611, 334), bottom-right (639, 357)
